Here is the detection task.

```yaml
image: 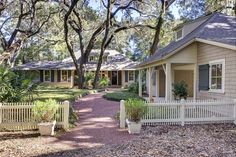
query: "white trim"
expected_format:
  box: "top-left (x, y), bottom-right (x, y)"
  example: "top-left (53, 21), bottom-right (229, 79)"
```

top-left (61, 70), bottom-right (69, 82)
top-left (44, 70), bottom-right (51, 82)
top-left (196, 38), bottom-right (236, 51)
top-left (208, 59), bottom-right (225, 94)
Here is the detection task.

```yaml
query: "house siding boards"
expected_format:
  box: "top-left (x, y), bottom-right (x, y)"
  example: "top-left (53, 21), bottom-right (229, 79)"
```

top-left (197, 43), bottom-right (236, 100)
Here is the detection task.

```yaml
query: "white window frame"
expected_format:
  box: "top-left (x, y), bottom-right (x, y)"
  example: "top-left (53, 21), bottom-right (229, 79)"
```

top-left (44, 70), bottom-right (51, 82)
top-left (128, 71), bottom-right (134, 82)
top-left (175, 28), bottom-right (183, 41)
top-left (61, 70), bottom-right (68, 82)
top-left (209, 59), bottom-right (225, 93)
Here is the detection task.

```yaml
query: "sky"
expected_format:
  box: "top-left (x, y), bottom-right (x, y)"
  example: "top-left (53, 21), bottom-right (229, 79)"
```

top-left (88, 0), bottom-right (181, 20)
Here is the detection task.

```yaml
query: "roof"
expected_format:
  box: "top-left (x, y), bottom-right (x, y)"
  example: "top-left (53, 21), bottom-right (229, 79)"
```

top-left (138, 13), bottom-right (236, 67)
top-left (15, 49), bottom-right (139, 71)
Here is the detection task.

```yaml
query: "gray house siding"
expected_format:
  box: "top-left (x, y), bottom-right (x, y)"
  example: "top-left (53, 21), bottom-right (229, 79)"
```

top-left (197, 42), bottom-right (236, 100)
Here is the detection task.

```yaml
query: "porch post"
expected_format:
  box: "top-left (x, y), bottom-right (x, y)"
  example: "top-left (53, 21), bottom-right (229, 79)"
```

top-left (156, 69), bottom-right (159, 98)
top-left (165, 62), bottom-right (172, 101)
top-left (138, 70), bottom-right (142, 97)
top-left (193, 64), bottom-right (198, 100)
top-left (71, 70), bottom-right (74, 88)
top-left (148, 67), bottom-right (154, 101)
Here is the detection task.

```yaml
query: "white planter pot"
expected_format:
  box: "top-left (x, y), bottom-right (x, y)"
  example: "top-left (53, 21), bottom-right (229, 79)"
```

top-left (38, 120), bottom-right (56, 136)
top-left (126, 119), bottom-right (142, 134)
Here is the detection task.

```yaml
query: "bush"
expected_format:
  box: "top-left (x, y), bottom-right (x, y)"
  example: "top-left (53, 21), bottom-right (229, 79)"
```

top-left (172, 81), bottom-right (188, 100)
top-left (32, 99), bottom-right (59, 122)
top-left (0, 65), bottom-right (38, 102)
top-left (99, 76), bottom-right (110, 88)
top-left (128, 82), bottom-right (139, 94)
top-left (125, 99), bottom-right (147, 123)
top-left (85, 72), bottom-right (95, 87)
top-left (103, 91), bottom-right (143, 102)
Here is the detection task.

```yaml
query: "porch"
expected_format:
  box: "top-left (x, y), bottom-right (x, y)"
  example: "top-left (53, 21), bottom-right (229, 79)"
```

top-left (138, 63), bottom-right (198, 102)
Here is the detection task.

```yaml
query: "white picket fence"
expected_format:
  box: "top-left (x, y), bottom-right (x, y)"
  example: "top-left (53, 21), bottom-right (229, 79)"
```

top-left (0, 101), bottom-right (70, 131)
top-left (120, 99), bottom-right (236, 128)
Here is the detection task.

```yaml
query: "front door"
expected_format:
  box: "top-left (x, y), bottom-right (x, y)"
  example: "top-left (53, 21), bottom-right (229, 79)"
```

top-left (112, 71), bottom-right (118, 85)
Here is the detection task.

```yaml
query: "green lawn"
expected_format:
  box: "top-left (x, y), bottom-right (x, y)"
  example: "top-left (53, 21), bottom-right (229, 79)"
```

top-left (32, 87), bottom-right (90, 102)
top-left (103, 90), bottom-right (143, 102)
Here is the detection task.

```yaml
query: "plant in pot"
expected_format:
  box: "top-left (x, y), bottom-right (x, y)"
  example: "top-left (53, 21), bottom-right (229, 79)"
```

top-left (33, 99), bottom-right (59, 136)
top-left (125, 98), bottom-right (147, 134)
top-left (172, 81), bottom-right (188, 100)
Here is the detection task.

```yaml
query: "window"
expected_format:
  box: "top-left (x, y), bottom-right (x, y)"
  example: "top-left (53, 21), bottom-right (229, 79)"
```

top-left (129, 71), bottom-right (134, 81)
top-left (44, 70), bottom-right (51, 82)
top-left (61, 70), bottom-right (68, 82)
top-left (209, 59), bottom-right (225, 93)
top-left (176, 29), bottom-right (183, 40)
top-left (125, 71), bottom-right (128, 82)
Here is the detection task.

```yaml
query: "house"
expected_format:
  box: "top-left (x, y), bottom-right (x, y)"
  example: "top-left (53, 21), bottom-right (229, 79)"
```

top-left (136, 13), bottom-right (236, 101)
top-left (15, 49), bottom-right (139, 88)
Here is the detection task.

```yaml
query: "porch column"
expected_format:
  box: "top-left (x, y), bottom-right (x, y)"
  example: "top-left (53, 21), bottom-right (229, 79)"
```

top-left (165, 63), bottom-right (172, 101)
top-left (156, 69), bottom-right (159, 98)
top-left (138, 70), bottom-right (142, 97)
top-left (71, 70), bottom-right (74, 88)
top-left (148, 67), bottom-right (153, 101)
top-left (193, 64), bottom-right (198, 100)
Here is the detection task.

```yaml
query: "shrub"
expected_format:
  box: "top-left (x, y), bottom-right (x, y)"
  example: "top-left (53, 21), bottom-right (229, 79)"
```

top-left (125, 99), bottom-right (147, 123)
top-left (0, 65), bottom-right (38, 102)
top-left (32, 99), bottom-right (59, 122)
top-left (128, 82), bottom-right (139, 94)
top-left (103, 91), bottom-right (143, 102)
top-left (99, 76), bottom-right (110, 88)
top-left (85, 72), bottom-right (95, 87)
top-left (172, 81), bottom-right (188, 100)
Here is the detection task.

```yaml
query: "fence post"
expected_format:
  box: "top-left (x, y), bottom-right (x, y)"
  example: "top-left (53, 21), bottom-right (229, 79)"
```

top-left (120, 100), bottom-right (126, 129)
top-left (234, 99), bottom-right (236, 125)
top-left (63, 100), bottom-right (70, 130)
top-left (180, 99), bottom-right (185, 126)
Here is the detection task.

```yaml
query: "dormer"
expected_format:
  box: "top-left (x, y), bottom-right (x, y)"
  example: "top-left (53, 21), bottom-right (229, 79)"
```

top-left (173, 14), bottom-right (211, 41)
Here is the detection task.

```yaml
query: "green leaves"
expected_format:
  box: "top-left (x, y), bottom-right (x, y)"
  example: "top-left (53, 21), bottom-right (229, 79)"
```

top-left (172, 81), bottom-right (188, 100)
top-left (32, 99), bottom-right (59, 122)
top-left (125, 98), bottom-right (147, 123)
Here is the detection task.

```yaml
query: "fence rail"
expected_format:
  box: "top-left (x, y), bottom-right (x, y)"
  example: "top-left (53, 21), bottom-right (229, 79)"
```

top-left (120, 99), bottom-right (236, 128)
top-left (0, 101), bottom-right (70, 131)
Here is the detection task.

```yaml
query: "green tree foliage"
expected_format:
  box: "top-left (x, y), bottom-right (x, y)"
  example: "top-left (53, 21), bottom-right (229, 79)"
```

top-left (0, 66), bottom-right (38, 102)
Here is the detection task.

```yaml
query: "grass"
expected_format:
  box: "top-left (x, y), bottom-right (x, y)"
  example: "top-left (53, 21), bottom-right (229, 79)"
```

top-left (31, 86), bottom-right (90, 102)
top-left (103, 90), bottom-right (143, 102)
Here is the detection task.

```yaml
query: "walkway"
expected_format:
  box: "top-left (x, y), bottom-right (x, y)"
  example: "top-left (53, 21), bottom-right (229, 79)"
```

top-left (57, 92), bottom-right (133, 148)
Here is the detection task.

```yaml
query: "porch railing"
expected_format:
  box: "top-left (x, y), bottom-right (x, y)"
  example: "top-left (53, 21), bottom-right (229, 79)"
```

top-left (120, 99), bottom-right (236, 128)
top-left (0, 101), bottom-right (70, 131)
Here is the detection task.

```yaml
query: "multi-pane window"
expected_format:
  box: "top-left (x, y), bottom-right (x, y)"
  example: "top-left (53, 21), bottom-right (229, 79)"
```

top-left (209, 59), bottom-right (225, 92)
top-left (61, 70), bottom-right (68, 82)
top-left (129, 71), bottom-right (134, 81)
top-left (44, 70), bottom-right (51, 82)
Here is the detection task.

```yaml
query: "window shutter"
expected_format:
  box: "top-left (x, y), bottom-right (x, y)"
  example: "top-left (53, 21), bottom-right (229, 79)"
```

top-left (199, 64), bottom-right (209, 91)
top-left (51, 70), bottom-right (54, 82)
top-left (40, 70), bottom-right (44, 82)
top-left (68, 70), bottom-right (71, 82)
top-left (57, 70), bottom-right (61, 82)
top-left (125, 71), bottom-right (128, 82)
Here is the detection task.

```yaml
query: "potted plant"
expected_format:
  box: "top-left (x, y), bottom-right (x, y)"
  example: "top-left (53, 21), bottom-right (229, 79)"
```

top-left (172, 81), bottom-right (188, 100)
top-left (32, 99), bottom-right (59, 136)
top-left (125, 98), bottom-right (147, 134)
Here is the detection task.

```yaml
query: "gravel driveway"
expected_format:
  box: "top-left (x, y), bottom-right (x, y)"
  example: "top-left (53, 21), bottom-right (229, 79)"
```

top-left (0, 92), bottom-right (236, 157)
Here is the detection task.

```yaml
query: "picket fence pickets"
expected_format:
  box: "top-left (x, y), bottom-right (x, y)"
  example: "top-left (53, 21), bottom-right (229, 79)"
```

top-left (120, 99), bottom-right (236, 128)
top-left (0, 101), bottom-right (70, 131)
